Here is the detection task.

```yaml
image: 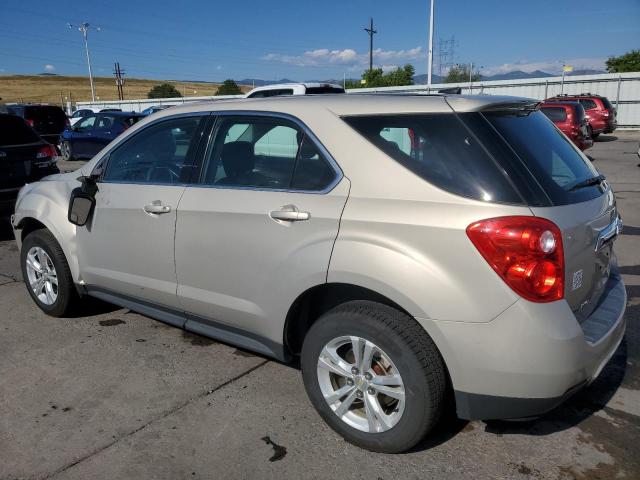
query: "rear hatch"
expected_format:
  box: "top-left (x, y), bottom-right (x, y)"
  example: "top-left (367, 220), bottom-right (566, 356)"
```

top-left (24, 106), bottom-right (68, 141)
top-left (0, 115), bottom-right (49, 190)
top-left (481, 109), bottom-right (617, 320)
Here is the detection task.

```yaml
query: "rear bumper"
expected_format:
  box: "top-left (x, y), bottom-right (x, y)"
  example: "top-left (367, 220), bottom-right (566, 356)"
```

top-left (420, 271), bottom-right (627, 420)
top-left (604, 120), bottom-right (617, 134)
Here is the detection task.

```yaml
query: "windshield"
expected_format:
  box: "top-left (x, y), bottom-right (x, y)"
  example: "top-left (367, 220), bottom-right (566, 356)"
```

top-left (483, 110), bottom-right (602, 205)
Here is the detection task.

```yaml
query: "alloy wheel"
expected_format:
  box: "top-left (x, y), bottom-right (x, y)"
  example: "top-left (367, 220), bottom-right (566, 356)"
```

top-left (25, 246), bottom-right (58, 305)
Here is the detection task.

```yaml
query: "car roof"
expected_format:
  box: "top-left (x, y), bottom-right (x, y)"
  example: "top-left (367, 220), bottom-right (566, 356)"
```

top-left (96, 111), bottom-right (143, 117)
top-left (149, 93), bottom-right (538, 118)
top-left (541, 101), bottom-right (581, 107)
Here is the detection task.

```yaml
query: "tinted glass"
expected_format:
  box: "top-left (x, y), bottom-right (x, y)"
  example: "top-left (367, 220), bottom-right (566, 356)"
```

top-left (541, 107), bottom-right (567, 122)
top-left (291, 136), bottom-right (336, 191)
top-left (344, 113), bottom-right (522, 204)
top-left (600, 97), bottom-right (614, 111)
top-left (305, 86), bottom-right (345, 94)
top-left (202, 117), bottom-right (300, 188)
top-left (579, 99), bottom-right (597, 110)
top-left (248, 89), bottom-right (294, 98)
top-left (76, 115), bottom-right (96, 131)
top-left (103, 116), bottom-right (203, 184)
top-left (484, 110), bottom-right (602, 205)
top-left (96, 115), bottom-right (115, 130)
top-left (0, 114), bottom-right (41, 145)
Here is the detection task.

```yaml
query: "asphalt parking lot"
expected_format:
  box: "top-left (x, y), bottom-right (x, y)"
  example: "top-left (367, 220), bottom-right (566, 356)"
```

top-left (1, 132), bottom-right (639, 480)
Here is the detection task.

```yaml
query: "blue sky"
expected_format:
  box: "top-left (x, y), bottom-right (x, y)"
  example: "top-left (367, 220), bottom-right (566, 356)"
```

top-left (1, 0), bottom-right (639, 81)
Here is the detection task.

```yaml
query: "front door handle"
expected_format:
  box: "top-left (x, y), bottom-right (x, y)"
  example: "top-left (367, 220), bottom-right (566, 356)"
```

top-left (144, 201), bottom-right (171, 214)
top-left (269, 205), bottom-right (310, 222)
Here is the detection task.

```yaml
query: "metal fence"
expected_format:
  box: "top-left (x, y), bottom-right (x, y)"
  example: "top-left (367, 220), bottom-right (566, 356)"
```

top-left (77, 72), bottom-right (640, 128)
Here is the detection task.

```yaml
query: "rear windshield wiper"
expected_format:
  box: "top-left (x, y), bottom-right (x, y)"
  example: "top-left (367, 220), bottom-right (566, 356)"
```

top-left (567, 174), bottom-right (605, 191)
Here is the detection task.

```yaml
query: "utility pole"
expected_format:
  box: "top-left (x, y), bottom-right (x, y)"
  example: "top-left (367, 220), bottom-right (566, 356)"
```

top-left (364, 18), bottom-right (377, 72)
top-left (468, 62), bottom-right (473, 93)
top-left (69, 22), bottom-right (100, 102)
top-left (113, 62), bottom-right (125, 100)
top-left (427, 0), bottom-right (435, 88)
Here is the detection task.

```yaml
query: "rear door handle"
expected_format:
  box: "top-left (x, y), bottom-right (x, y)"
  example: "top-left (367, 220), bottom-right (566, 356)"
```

top-left (144, 201), bottom-right (171, 214)
top-left (269, 205), bottom-right (310, 222)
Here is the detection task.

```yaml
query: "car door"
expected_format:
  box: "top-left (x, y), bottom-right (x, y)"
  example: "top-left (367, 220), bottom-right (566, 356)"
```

top-left (76, 114), bottom-right (207, 314)
top-left (91, 114), bottom-right (119, 156)
top-left (71, 114), bottom-right (97, 157)
top-left (175, 114), bottom-right (349, 349)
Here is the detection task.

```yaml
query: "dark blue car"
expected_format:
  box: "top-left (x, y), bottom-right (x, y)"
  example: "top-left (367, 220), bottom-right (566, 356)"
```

top-left (59, 111), bottom-right (143, 160)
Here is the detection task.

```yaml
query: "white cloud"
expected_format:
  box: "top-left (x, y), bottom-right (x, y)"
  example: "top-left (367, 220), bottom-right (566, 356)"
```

top-left (481, 57), bottom-right (606, 76)
top-left (44, 64), bottom-right (55, 72)
top-left (262, 46), bottom-right (423, 68)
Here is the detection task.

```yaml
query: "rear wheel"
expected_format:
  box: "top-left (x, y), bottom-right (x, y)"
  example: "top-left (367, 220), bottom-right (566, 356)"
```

top-left (21, 229), bottom-right (78, 317)
top-left (301, 301), bottom-right (446, 453)
top-left (60, 140), bottom-right (74, 161)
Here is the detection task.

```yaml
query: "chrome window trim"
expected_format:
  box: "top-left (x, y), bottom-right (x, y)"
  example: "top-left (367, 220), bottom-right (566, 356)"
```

top-left (197, 110), bottom-right (343, 195)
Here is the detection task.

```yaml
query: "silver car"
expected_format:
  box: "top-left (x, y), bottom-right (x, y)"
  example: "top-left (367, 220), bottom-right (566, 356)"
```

top-left (11, 94), bottom-right (626, 453)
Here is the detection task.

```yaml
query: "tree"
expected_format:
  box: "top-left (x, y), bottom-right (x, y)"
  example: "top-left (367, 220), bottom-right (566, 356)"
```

top-left (346, 64), bottom-right (416, 89)
top-left (147, 83), bottom-right (182, 99)
top-left (606, 50), bottom-right (640, 73)
top-left (445, 64), bottom-right (481, 83)
top-left (216, 79), bottom-right (242, 96)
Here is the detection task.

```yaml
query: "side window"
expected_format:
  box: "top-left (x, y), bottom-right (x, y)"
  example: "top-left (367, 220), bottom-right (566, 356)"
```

top-left (380, 127), bottom-right (413, 155)
top-left (96, 115), bottom-right (114, 131)
top-left (291, 136), bottom-right (337, 191)
top-left (201, 116), bottom-right (337, 191)
top-left (579, 99), bottom-right (597, 110)
top-left (202, 117), bottom-right (301, 189)
top-left (103, 116), bottom-right (203, 184)
top-left (76, 115), bottom-right (96, 131)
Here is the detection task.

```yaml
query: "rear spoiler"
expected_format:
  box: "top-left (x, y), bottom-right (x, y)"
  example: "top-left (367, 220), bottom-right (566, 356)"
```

top-left (479, 100), bottom-right (541, 113)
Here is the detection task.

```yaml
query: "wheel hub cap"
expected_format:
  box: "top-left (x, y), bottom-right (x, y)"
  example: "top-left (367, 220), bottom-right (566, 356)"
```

top-left (25, 246), bottom-right (58, 306)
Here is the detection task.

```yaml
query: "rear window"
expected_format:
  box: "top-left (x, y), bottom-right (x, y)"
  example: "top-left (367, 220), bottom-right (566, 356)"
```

top-left (0, 114), bottom-right (41, 145)
top-left (541, 107), bottom-right (567, 122)
top-left (24, 106), bottom-right (67, 124)
top-left (579, 99), bottom-right (598, 110)
top-left (248, 89), bottom-right (294, 98)
top-left (343, 114), bottom-right (523, 204)
top-left (305, 86), bottom-right (345, 94)
top-left (484, 110), bottom-right (602, 205)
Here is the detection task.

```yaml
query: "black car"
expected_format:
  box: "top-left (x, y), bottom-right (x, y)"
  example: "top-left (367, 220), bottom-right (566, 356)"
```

top-left (0, 114), bottom-right (59, 213)
top-left (7, 104), bottom-right (69, 145)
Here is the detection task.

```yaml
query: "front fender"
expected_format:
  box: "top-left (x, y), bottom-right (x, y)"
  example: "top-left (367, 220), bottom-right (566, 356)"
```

top-left (13, 178), bottom-right (80, 281)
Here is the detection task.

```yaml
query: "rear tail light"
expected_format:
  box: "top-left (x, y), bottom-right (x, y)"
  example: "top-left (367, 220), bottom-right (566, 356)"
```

top-left (466, 216), bottom-right (564, 302)
top-left (602, 110), bottom-right (610, 118)
top-left (36, 144), bottom-right (57, 159)
top-left (26, 119), bottom-right (35, 127)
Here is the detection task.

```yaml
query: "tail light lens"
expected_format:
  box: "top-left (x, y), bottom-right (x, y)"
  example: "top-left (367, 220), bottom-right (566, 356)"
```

top-left (26, 119), bottom-right (35, 127)
top-left (36, 144), bottom-right (57, 159)
top-left (467, 216), bottom-right (564, 302)
top-left (602, 110), bottom-right (610, 118)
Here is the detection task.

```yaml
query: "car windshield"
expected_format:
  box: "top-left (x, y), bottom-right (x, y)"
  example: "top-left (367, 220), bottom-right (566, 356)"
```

top-left (0, 114), bottom-right (41, 145)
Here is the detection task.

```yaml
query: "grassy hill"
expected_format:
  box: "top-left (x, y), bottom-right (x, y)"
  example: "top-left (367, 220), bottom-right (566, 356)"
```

top-left (0, 75), bottom-right (250, 105)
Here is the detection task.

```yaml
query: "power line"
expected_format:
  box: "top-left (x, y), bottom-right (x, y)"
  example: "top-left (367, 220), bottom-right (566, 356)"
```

top-left (113, 62), bottom-right (125, 100)
top-left (364, 18), bottom-right (377, 72)
top-left (68, 22), bottom-right (100, 101)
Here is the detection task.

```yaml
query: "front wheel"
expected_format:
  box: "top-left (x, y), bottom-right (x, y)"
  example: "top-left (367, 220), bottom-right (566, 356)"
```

top-left (21, 229), bottom-right (78, 317)
top-left (301, 301), bottom-right (446, 453)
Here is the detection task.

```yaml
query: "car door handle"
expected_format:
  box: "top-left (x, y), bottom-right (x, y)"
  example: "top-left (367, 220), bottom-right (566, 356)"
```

top-left (269, 205), bottom-right (310, 222)
top-left (144, 201), bottom-right (171, 214)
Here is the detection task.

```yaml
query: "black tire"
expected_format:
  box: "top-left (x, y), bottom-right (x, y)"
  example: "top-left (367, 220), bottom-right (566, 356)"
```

top-left (21, 229), bottom-right (78, 317)
top-left (301, 300), bottom-right (446, 453)
top-left (61, 140), bottom-right (74, 161)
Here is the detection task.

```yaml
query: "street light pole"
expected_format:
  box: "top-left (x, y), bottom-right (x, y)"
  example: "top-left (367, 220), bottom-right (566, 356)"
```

top-left (427, 0), bottom-right (435, 89)
top-left (69, 22), bottom-right (100, 102)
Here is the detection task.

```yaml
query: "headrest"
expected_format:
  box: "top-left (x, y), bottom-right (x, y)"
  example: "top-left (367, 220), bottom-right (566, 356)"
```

top-left (222, 141), bottom-right (255, 177)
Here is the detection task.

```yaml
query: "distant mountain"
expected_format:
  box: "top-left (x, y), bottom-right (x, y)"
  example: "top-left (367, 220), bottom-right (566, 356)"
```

top-left (38, 72), bottom-right (59, 76)
top-left (237, 78), bottom-right (296, 87)
top-left (567, 69), bottom-right (606, 76)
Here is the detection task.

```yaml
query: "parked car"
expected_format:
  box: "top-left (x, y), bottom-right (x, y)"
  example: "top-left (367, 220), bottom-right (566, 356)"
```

top-left (11, 95), bottom-right (626, 453)
top-left (246, 82), bottom-right (345, 98)
top-left (540, 101), bottom-right (593, 150)
top-left (7, 104), bottom-right (69, 145)
top-left (546, 93), bottom-right (617, 138)
top-left (59, 112), bottom-right (143, 161)
top-left (0, 114), bottom-right (58, 213)
top-left (69, 109), bottom-right (95, 127)
top-left (140, 105), bottom-right (171, 116)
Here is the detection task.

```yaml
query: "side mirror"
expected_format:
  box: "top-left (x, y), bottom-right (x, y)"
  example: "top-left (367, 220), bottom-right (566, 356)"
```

top-left (68, 176), bottom-right (98, 226)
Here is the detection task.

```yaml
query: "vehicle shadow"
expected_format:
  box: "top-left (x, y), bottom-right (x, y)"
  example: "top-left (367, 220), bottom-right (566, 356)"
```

top-left (0, 216), bottom-right (15, 241)
top-left (595, 135), bottom-right (618, 142)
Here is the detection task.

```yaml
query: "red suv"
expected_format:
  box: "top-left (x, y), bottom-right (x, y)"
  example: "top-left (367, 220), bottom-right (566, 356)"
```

top-left (540, 101), bottom-right (593, 151)
top-left (546, 94), bottom-right (617, 139)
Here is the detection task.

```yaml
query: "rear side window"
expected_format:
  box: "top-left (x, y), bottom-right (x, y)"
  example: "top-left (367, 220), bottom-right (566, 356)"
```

top-left (343, 114), bottom-right (523, 204)
top-left (579, 99), bottom-right (597, 110)
top-left (600, 97), bottom-right (614, 111)
top-left (0, 114), bottom-right (41, 145)
top-left (484, 111), bottom-right (601, 205)
top-left (248, 89), bottom-right (294, 98)
top-left (541, 107), bottom-right (567, 122)
top-left (305, 86), bottom-right (345, 94)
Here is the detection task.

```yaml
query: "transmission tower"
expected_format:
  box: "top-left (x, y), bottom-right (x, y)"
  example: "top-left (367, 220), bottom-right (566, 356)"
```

top-left (437, 35), bottom-right (457, 77)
